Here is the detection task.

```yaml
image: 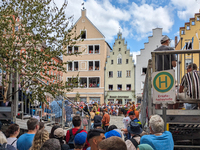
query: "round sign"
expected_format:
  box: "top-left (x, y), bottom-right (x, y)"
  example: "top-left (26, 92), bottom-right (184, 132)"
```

top-left (153, 72), bottom-right (174, 93)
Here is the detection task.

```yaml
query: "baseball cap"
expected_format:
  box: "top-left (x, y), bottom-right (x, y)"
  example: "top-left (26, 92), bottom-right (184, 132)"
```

top-left (105, 130), bottom-right (121, 139)
top-left (128, 111), bottom-right (135, 116)
top-left (54, 128), bottom-right (65, 138)
top-left (74, 132), bottom-right (87, 145)
top-left (160, 35), bottom-right (170, 44)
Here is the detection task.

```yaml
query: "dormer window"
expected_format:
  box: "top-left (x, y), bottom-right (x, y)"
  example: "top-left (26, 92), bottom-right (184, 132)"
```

top-left (186, 25), bottom-right (190, 30)
top-left (197, 16), bottom-right (200, 21)
top-left (181, 30), bottom-right (185, 35)
top-left (81, 30), bottom-right (86, 39)
top-left (192, 21), bottom-right (195, 25)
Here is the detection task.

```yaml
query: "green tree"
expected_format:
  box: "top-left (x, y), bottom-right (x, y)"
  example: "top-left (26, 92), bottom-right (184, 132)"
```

top-left (0, 0), bottom-right (80, 103)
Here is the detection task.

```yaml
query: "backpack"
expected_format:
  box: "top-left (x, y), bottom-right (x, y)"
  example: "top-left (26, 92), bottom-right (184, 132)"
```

top-left (0, 143), bottom-right (8, 150)
top-left (129, 135), bottom-right (140, 149)
top-left (68, 129), bottom-right (83, 149)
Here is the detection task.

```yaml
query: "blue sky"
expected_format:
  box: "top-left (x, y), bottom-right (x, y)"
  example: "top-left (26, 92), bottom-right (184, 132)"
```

top-left (57, 0), bottom-right (200, 61)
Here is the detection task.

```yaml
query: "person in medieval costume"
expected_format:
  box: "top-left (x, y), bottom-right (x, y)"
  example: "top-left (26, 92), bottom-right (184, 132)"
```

top-left (65, 100), bottom-right (73, 127)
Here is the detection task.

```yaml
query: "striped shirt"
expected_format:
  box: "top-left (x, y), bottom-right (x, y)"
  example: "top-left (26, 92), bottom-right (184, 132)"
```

top-left (180, 70), bottom-right (200, 99)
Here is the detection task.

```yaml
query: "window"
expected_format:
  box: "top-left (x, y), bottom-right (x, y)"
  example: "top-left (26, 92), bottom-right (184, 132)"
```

top-left (119, 48), bottom-right (121, 51)
top-left (74, 46), bottom-right (79, 53)
top-left (181, 30), bottom-right (185, 35)
top-left (118, 58), bottom-right (122, 64)
top-left (109, 85), bottom-right (113, 90)
top-left (68, 46), bottom-right (72, 54)
top-left (117, 84), bottom-right (122, 91)
top-left (113, 52), bottom-right (114, 55)
top-left (80, 78), bottom-right (87, 88)
top-left (95, 61), bottom-right (99, 70)
top-left (67, 78), bottom-right (78, 87)
top-left (126, 84), bottom-right (131, 91)
top-left (197, 16), bottom-right (200, 21)
top-left (89, 61), bottom-right (93, 71)
top-left (192, 21), bottom-right (195, 25)
top-left (186, 42), bottom-right (192, 50)
top-left (111, 60), bottom-right (113, 64)
top-left (89, 45), bottom-right (100, 54)
top-left (117, 71), bottom-right (122, 78)
top-left (74, 62), bottom-right (78, 71)
top-left (95, 45), bottom-right (99, 53)
top-left (81, 30), bottom-right (86, 39)
top-left (118, 41), bottom-right (121, 44)
top-left (142, 68), bottom-right (147, 74)
top-left (68, 62), bottom-right (72, 71)
top-left (109, 71), bottom-right (113, 78)
top-left (89, 61), bottom-right (100, 71)
top-left (126, 70), bottom-right (131, 77)
top-left (89, 77), bottom-right (100, 88)
top-left (125, 51), bottom-right (126, 54)
top-left (89, 45), bottom-right (93, 54)
top-left (126, 59), bottom-right (129, 64)
top-left (186, 25), bottom-right (190, 30)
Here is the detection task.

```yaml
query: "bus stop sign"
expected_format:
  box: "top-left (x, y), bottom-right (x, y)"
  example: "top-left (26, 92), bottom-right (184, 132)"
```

top-left (152, 69), bottom-right (176, 104)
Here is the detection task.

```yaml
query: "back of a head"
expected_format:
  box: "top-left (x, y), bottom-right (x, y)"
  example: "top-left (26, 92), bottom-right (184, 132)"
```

top-left (108, 125), bottom-right (117, 132)
top-left (149, 115), bottom-right (164, 133)
top-left (39, 122), bottom-right (45, 130)
top-left (32, 129), bottom-right (49, 149)
top-left (72, 116), bottom-right (81, 127)
top-left (98, 136), bottom-right (127, 150)
top-left (6, 124), bottom-right (19, 137)
top-left (160, 35), bottom-right (170, 44)
top-left (188, 63), bottom-right (197, 70)
top-left (50, 124), bottom-right (60, 138)
top-left (27, 118), bottom-right (39, 131)
top-left (40, 138), bottom-right (61, 150)
top-left (87, 129), bottom-right (105, 142)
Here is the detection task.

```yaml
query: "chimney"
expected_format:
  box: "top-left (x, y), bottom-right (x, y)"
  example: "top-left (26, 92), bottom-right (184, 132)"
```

top-left (175, 36), bottom-right (178, 47)
top-left (81, 9), bottom-right (86, 17)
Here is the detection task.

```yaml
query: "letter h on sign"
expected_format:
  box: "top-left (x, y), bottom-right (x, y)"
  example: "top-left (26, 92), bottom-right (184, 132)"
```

top-left (159, 76), bottom-right (167, 88)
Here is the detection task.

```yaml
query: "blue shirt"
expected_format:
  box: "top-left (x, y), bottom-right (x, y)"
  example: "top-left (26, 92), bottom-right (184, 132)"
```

top-left (140, 131), bottom-right (174, 150)
top-left (17, 133), bottom-right (35, 150)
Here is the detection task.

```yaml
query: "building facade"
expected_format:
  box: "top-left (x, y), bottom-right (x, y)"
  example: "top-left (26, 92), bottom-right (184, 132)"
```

top-left (135, 28), bottom-right (164, 103)
top-left (63, 9), bottom-right (111, 104)
top-left (105, 32), bottom-right (135, 105)
top-left (175, 11), bottom-right (200, 77)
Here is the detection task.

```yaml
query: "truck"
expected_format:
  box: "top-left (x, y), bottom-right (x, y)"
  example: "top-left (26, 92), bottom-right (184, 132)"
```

top-left (141, 49), bottom-right (200, 150)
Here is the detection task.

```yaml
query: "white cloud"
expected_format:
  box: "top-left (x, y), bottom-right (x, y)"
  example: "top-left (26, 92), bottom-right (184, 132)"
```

top-left (62, 0), bottom-right (131, 42)
top-left (118, 0), bottom-right (129, 4)
top-left (171, 0), bottom-right (200, 20)
top-left (170, 39), bottom-right (175, 47)
top-left (129, 3), bottom-right (174, 36)
top-left (130, 51), bottom-right (141, 63)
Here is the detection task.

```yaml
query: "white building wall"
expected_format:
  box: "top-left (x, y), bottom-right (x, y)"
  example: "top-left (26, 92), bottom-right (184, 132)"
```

top-left (135, 28), bottom-right (164, 101)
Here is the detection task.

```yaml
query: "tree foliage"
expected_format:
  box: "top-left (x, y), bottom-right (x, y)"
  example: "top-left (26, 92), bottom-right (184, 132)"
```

top-left (0, 0), bottom-right (80, 103)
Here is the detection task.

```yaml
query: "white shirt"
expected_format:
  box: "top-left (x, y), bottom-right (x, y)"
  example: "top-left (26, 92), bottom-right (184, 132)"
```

top-left (7, 137), bottom-right (17, 148)
top-left (123, 116), bottom-right (131, 129)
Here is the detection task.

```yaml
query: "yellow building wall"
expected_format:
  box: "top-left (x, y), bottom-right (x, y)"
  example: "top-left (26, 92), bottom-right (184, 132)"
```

top-left (177, 13), bottom-right (200, 79)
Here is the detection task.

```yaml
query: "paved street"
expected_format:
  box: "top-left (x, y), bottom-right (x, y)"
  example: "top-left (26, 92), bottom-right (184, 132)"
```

top-left (110, 115), bottom-right (124, 129)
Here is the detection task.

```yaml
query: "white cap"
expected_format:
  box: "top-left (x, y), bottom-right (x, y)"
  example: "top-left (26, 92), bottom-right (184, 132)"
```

top-left (161, 35), bottom-right (170, 44)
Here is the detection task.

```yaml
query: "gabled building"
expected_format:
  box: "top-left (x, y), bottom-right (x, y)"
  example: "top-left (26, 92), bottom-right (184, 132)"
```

top-left (136, 28), bottom-right (164, 103)
top-left (105, 32), bottom-right (135, 105)
top-left (63, 9), bottom-right (111, 104)
top-left (175, 10), bottom-right (200, 77)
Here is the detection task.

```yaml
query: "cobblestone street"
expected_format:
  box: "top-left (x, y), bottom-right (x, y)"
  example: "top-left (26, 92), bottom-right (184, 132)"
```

top-left (110, 115), bottom-right (124, 129)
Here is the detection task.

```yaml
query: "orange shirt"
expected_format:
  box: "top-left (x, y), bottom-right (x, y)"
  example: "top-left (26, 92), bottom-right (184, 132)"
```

top-left (135, 110), bottom-right (139, 119)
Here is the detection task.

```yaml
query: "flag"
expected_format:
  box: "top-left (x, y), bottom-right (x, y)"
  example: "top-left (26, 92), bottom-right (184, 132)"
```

top-left (182, 44), bottom-right (186, 50)
top-left (196, 32), bottom-right (199, 40)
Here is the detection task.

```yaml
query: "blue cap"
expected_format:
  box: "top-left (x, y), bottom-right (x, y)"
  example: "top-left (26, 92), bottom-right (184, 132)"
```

top-left (74, 132), bottom-right (87, 145)
top-left (105, 130), bottom-right (121, 139)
